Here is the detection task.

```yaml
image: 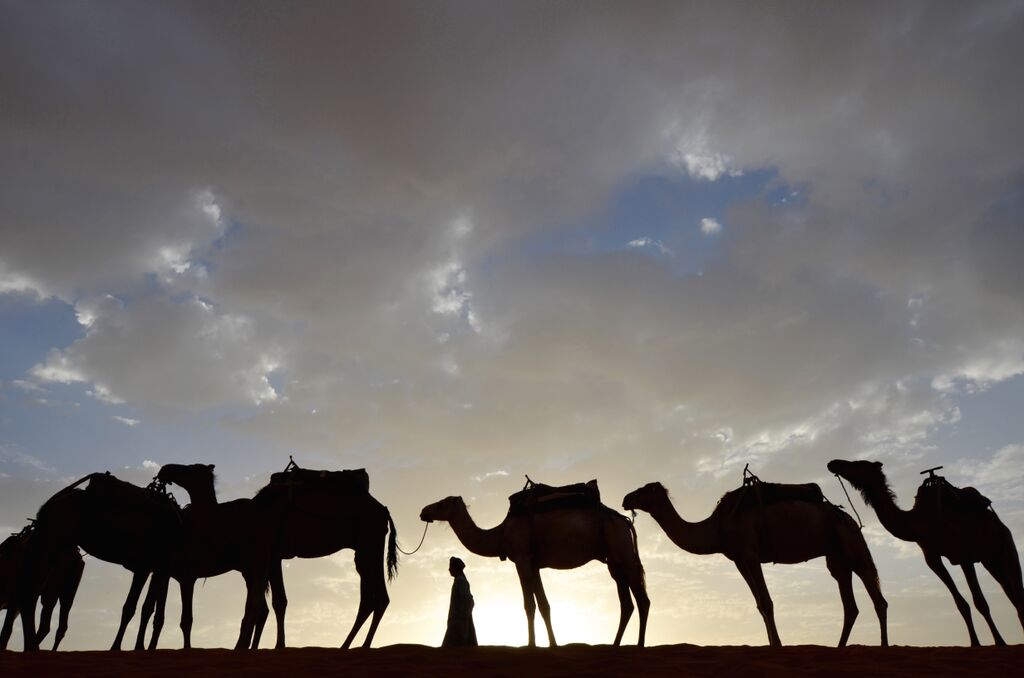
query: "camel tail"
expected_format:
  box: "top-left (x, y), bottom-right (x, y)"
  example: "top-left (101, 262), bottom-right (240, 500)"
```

top-left (605, 505), bottom-right (646, 585)
top-left (626, 513), bottom-right (646, 585)
top-left (385, 508), bottom-right (399, 583)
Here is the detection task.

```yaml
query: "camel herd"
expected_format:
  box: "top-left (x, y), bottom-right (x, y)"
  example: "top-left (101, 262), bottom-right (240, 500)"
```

top-left (1, 458), bottom-right (1022, 652)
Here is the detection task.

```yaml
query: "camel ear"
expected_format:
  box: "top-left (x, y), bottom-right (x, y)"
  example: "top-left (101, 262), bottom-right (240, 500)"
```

top-left (873, 461), bottom-right (883, 468)
top-left (207, 464), bottom-right (215, 471)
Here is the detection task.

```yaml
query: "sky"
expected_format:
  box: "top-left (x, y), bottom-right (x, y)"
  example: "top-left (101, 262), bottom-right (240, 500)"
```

top-left (2, 0), bottom-right (1024, 650)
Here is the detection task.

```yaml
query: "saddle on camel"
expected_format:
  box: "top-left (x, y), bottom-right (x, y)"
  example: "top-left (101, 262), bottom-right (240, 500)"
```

top-left (712, 464), bottom-right (828, 521)
top-left (914, 465), bottom-right (993, 519)
top-left (507, 476), bottom-right (602, 516)
top-left (260, 457), bottom-right (371, 500)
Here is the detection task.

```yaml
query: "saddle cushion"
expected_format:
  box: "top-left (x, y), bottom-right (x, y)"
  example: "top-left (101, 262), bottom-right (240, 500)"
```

top-left (507, 479), bottom-right (601, 515)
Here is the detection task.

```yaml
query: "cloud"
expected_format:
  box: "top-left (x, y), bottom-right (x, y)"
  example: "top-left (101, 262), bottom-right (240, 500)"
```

top-left (472, 470), bottom-right (510, 483)
top-left (111, 415), bottom-right (140, 427)
top-left (954, 445), bottom-right (1024, 501)
top-left (699, 218), bottom-right (722, 235)
top-left (0, 261), bottom-right (49, 299)
top-left (628, 238), bottom-right (674, 256)
top-left (0, 444), bottom-right (54, 473)
top-left (31, 293), bottom-right (285, 409)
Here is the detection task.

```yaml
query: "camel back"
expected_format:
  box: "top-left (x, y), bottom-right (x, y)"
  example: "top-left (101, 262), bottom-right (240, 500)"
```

top-left (712, 481), bottom-right (826, 520)
top-left (507, 479), bottom-right (601, 516)
top-left (79, 473), bottom-right (181, 519)
top-left (913, 478), bottom-right (992, 517)
top-left (258, 467), bottom-right (370, 501)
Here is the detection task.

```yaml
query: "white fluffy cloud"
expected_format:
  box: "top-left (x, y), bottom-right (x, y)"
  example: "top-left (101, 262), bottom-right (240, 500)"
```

top-left (700, 218), bottom-right (722, 235)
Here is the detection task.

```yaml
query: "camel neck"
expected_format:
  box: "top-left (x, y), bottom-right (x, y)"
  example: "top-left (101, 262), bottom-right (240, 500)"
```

top-left (646, 496), bottom-right (721, 555)
top-left (183, 483), bottom-right (218, 510)
top-left (448, 506), bottom-right (504, 558)
top-left (859, 479), bottom-right (918, 542)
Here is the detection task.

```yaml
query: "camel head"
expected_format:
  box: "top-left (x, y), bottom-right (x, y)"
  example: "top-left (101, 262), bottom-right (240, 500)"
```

top-left (827, 459), bottom-right (884, 489)
top-left (419, 496), bottom-right (465, 523)
top-left (157, 463), bottom-right (216, 490)
top-left (622, 482), bottom-right (668, 513)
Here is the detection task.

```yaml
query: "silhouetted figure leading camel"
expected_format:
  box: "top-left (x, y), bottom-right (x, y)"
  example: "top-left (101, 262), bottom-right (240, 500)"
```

top-left (828, 459), bottom-right (1024, 645)
top-left (0, 524), bottom-right (84, 651)
top-left (623, 472), bottom-right (888, 647)
top-left (12, 472), bottom-right (181, 652)
top-left (420, 479), bottom-right (649, 647)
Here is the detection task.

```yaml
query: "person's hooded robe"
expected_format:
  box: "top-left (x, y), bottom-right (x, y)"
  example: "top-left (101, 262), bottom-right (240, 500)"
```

top-left (442, 556), bottom-right (477, 647)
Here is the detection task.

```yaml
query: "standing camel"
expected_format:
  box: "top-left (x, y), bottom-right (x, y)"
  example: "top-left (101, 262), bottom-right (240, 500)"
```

top-left (12, 472), bottom-right (180, 651)
top-left (828, 459), bottom-right (1024, 645)
top-left (622, 481), bottom-right (888, 647)
top-left (419, 495), bottom-right (649, 647)
top-left (0, 527), bottom-right (84, 650)
top-left (156, 463), bottom-right (399, 650)
top-left (130, 464), bottom-right (282, 649)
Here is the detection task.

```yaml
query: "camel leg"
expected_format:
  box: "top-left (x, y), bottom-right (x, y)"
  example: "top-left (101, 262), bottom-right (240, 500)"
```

top-left (0, 606), bottom-right (17, 650)
top-left (625, 558), bottom-right (649, 647)
top-left (340, 592), bottom-right (373, 649)
top-left (736, 560), bottom-right (781, 647)
top-left (609, 574), bottom-right (634, 647)
top-left (826, 555), bottom-right (858, 647)
top-left (147, 574), bottom-right (169, 650)
top-left (35, 591), bottom-right (57, 648)
top-left (112, 570), bottom-right (148, 651)
top-left (514, 562), bottom-right (538, 647)
top-left (251, 590), bottom-right (269, 649)
top-left (341, 549), bottom-right (388, 649)
top-left (981, 553), bottom-right (1024, 634)
top-left (531, 569), bottom-right (557, 648)
top-left (358, 565), bottom-right (390, 649)
top-left (16, 591), bottom-right (40, 651)
top-left (923, 552), bottom-right (980, 646)
top-left (235, 571), bottom-right (266, 650)
top-left (53, 558), bottom-right (83, 651)
top-left (852, 564), bottom-right (888, 646)
top-left (269, 560), bottom-right (288, 649)
top-left (179, 578), bottom-right (195, 649)
top-left (962, 562), bottom-right (1005, 645)
top-left (135, 572), bottom-right (163, 650)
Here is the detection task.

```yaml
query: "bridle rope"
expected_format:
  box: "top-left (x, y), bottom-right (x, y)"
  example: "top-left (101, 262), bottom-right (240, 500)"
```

top-left (834, 474), bottom-right (864, 530)
top-left (396, 521), bottom-right (429, 556)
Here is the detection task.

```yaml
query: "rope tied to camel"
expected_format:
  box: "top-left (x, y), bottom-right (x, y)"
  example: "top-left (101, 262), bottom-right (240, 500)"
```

top-left (833, 474), bottom-right (864, 530)
top-left (396, 521), bottom-right (429, 556)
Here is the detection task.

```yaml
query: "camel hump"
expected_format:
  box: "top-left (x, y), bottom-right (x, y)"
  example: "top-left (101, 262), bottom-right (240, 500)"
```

top-left (266, 467), bottom-right (371, 495)
top-left (508, 478), bottom-right (601, 515)
top-left (713, 481), bottom-right (825, 518)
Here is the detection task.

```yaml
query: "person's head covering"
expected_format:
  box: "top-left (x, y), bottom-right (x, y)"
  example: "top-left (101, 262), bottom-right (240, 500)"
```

top-left (449, 556), bottom-right (466, 573)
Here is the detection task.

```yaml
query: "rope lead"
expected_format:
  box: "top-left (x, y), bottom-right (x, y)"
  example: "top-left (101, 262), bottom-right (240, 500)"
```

top-left (834, 474), bottom-right (864, 530)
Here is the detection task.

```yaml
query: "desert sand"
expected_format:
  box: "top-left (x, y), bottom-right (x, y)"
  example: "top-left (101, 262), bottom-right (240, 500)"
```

top-left (1, 644), bottom-right (1021, 677)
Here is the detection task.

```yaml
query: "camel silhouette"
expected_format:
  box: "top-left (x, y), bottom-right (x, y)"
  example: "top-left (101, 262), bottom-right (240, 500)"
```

top-left (152, 462), bottom-right (399, 650)
top-left (622, 481), bottom-right (888, 647)
top-left (828, 459), bottom-right (1024, 645)
top-left (419, 494), bottom-right (649, 647)
top-left (12, 472), bottom-right (180, 651)
top-left (1, 526), bottom-right (84, 650)
top-left (127, 463), bottom-right (283, 649)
